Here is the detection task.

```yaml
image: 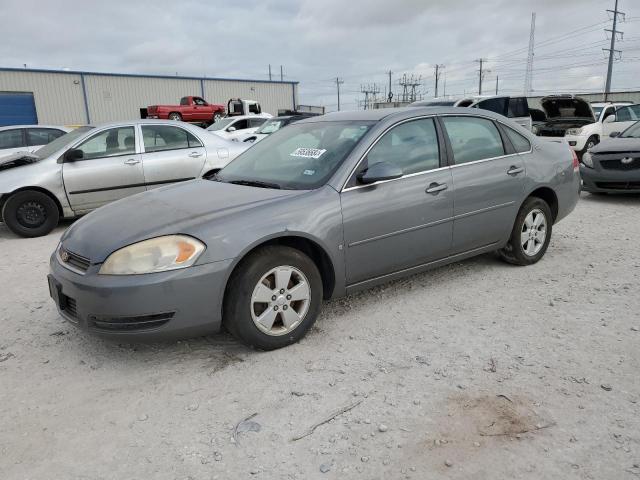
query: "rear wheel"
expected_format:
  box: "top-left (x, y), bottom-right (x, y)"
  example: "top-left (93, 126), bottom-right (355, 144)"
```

top-left (499, 197), bottom-right (552, 266)
top-left (2, 190), bottom-right (60, 238)
top-left (213, 112), bottom-right (223, 123)
top-left (223, 246), bottom-right (323, 350)
top-left (168, 112), bottom-right (182, 121)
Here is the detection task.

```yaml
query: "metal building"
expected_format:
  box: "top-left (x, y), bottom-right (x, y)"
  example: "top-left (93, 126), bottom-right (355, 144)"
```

top-left (0, 67), bottom-right (298, 126)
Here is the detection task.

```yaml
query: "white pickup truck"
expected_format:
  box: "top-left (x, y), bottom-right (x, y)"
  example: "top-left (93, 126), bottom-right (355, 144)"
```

top-left (564, 102), bottom-right (635, 155)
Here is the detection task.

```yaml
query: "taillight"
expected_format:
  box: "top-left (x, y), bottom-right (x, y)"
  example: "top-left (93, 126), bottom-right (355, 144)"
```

top-left (571, 149), bottom-right (579, 172)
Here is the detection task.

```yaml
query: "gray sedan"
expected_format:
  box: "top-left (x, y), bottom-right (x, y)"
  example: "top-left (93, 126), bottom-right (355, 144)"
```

top-left (0, 120), bottom-right (247, 237)
top-left (48, 107), bottom-right (580, 350)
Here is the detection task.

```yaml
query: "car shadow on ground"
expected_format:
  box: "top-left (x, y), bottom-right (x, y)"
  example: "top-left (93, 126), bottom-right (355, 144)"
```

top-left (0, 218), bottom-right (76, 240)
top-left (54, 252), bottom-right (501, 366)
top-left (580, 191), bottom-right (640, 205)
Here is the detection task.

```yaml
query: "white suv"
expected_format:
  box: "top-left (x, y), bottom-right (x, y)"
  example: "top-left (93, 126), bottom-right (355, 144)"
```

top-left (564, 102), bottom-right (632, 155)
top-left (206, 114), bottom-right (272, 141)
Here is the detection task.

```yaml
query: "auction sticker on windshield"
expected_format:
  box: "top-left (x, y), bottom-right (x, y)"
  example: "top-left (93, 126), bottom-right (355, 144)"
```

top-left (290, 148), bottom-right (327, 159)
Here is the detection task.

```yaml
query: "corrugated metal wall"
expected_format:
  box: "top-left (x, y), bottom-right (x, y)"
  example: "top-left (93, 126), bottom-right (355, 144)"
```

top-left (0, 69), bottom-right (298, 125)
top-left (0, 70), bottom-right (87, 125)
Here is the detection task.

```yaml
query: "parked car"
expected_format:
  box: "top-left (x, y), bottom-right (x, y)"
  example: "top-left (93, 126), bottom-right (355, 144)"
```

top-left (146, 96), bottom-right (226, 125)
top-left (0, 125), bottom-right (70, 159)
top-left (236, 114), bottom-right (315, 144)
top-left (0, 120), bottom-right (247, 237)
top-left (411, 95), bottom-right (532, 130)
top-left (580, 120), bottom-right (640, 193)
top-left (47, 107), bottom-right (579, 350)
top-left (532, 95), bottom-right (595, 139)
top-left (206, 114), bottom-right (272, 141)
top-left (564, 101), bottom-right (634, 155)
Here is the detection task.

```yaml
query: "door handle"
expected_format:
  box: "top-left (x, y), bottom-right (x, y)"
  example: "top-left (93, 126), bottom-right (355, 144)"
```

top-left (507, 166), bottom-right (524, 176)
top-left (426, 182), bottom-right (448, 194)
top-left (188, 152), bottom-right (203, 158)
top-left (124, 158), bottom-right (140, 165)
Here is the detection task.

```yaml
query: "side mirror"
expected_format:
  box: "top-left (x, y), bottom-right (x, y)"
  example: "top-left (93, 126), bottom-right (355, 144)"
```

top-left (227, 126), bottom-right (236, 132)
top-left (357, 161), bottom-right (403, 185)
top-left (603, 115), bottom-right (616, 124)
top-left (64, 148), bottom-right (84, 162)
top-left (610, 131), bottom-right (620, 138)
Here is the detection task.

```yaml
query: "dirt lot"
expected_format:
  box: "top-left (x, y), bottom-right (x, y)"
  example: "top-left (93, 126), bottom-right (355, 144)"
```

top-left (1, 192), bottom-right (639, 480)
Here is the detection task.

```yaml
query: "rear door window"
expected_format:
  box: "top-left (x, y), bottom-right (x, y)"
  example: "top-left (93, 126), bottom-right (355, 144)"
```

top-left (0, 129), bottom-right (25, 149)
top-left (442, 116), bottom-right (505, 164)
top-left (142, 125), bottom-right (202, 152)
top-left (26, 128), bottom-right (65, 146)
top-left (507, 97), bottom-right (530, 118)
top-left (474, 98), bottom-right (508, 116)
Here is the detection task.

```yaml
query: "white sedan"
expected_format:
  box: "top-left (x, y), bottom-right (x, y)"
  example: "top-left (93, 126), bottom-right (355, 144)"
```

top-left (206, 114), bottom-right (272, 141)
top-left (0, 125), bottom-right (71, 160)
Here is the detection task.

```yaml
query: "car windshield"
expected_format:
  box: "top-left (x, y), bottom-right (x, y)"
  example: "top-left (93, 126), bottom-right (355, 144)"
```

top-left (33, 126), bottom-right (94, 158)
top-left (256, 119), bottom-right (286, 135)
top-left (217, 121), bottom-right (374, 190)
top-left (207, 118), bottom-right (236, 131)
top-left (620, 121), bottom-right (640, 138)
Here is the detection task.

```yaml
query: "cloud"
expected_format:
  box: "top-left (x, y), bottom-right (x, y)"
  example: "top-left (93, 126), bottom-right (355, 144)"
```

top-left (1, 0), bottom-right (636, 110)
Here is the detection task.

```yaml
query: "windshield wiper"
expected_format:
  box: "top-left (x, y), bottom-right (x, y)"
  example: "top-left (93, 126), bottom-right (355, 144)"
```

top-left (228, 179), bottom-right (281, 189)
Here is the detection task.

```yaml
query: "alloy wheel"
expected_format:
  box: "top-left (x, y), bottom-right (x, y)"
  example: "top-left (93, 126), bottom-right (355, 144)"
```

top-left (520, 208), bottom-right (547, 256)
top-left (16, 201), bottom-right (47, 228)
top-left (250, 265), bottom-right (311, 336)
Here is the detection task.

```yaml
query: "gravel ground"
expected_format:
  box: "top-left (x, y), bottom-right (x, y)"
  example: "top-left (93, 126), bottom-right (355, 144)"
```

top-left (1, 192), bottom-right (639, 480)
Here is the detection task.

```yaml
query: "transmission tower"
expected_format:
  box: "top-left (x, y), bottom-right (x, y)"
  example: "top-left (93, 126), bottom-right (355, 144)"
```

top-left (360, 83), bottom-right (381, 110)
top-left (398, 74), bottom-right (423, 102)
top-left (524, 12), bottom-right (536, 95)
top-left (603, 0), bottom-right (625, 100)
top-left (335, 77), bottom-right (344, 111)
top-left (476, 59), bottom-right (489, 95)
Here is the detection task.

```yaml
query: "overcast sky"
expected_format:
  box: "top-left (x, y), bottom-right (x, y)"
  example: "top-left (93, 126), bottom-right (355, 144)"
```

top-left (2, 0), bottom-right (639, 111)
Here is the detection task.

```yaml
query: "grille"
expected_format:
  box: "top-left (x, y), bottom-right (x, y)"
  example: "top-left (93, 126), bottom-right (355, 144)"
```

top-left (537, 129), bottom-right (566, 138)
top-left (63, 295), bottom-right (78, 319)
top-left (595, 181), bottom-right (640, 190)
top-left (600, 158), bottom-right (640, 171)
top-left (89, 312), bottom-right (175, 332)
top-left (60, 247), bottom-right (91, 272)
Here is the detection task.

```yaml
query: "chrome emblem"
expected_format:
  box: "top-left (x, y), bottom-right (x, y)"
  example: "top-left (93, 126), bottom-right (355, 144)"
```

top-left (621, 157), bottom-right (634, 164)
top-left (60, 250), bottom-right (70, 262)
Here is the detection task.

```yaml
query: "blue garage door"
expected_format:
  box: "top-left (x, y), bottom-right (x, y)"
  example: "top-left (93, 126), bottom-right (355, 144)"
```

top-left (0, 92), bottom-right (38, 126)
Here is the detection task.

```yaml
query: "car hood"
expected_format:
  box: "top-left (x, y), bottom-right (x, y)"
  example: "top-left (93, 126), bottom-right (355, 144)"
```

top-left (0, 151), bottom-right (39, 169)
top-left (539, 96), bottom-right (595, 122)
top-left (590, 137), bottom-right (640, 154)
top-left (61, 179), bottom-right (305, 263)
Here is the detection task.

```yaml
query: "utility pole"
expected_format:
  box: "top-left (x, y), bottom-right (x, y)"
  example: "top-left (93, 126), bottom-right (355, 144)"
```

top-left (434, 64), bottom-right (444, 98)
top-left (387, 70), bottom-right (393, 102)
top-left (336, 77), bottom-right (344, 111)
top-left (524, 12), bottom-right (536, 95)
top-left (476, 59), bottom-right (487, 95)
top-left (495, 75), bottom-right (499, 95)
top-left (280, 65), bottom-right (284, 82)
top-left (603, 0), bottom-right (625, 100)
top-left (268, 64), bottom-right (272, 81)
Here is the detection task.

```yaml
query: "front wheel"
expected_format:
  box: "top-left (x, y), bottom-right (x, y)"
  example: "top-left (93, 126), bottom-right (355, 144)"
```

top-left (499, 197), bottom-right (552, 266)
top-left (212, 112), bottom-right (223, 123)
top-left (168, 112), bottom-right (182, 121)
top-left (223, 246), bottom-right (323, 350)
top-left (2, 190), bottom-right (60, 238)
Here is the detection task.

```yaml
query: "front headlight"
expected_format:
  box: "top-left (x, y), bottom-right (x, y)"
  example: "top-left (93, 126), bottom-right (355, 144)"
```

top-left (566, 128), bottom-right (583, 136)
top-left (99, 235), bottom-right (205, 275)
top-left (581, 152), bottom-right (594, 168)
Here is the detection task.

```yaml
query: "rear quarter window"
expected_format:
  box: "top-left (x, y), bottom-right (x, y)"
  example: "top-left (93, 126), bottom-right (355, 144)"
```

top-left (503, 126), bottom-right (532, 153)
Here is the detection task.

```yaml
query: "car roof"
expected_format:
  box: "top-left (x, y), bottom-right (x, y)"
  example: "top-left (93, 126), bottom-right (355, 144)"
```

top-left (296, 106), bottom-right (509, 124)
top-left (0, 124), bottom-right (71, 131)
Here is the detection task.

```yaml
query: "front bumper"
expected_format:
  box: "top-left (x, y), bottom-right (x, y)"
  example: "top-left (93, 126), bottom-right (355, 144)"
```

top-left (580, 164), bottom-right (640, 193)
top-left (564, 134), bottom-right (588, 151)
top-left (48, 253), bottom-right (233, 340)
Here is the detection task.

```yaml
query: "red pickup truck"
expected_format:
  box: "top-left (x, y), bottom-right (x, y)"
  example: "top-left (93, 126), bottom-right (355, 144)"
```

top-left (146, 96), bottom-right (226, 125)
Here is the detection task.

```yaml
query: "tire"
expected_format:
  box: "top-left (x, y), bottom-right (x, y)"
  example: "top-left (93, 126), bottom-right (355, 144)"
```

top-left (2, 190), bottom-right (60, 238)
top-left (213, 112), bottom-right (223, 123)
top-left (223, 245), bottom-right (323, 350)
top-left (168, 112), bottom-right (182, 121)
top-left (580, 135), bottom-right (599, 157)
top-left (499, 197), bottom-right (552, 266)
